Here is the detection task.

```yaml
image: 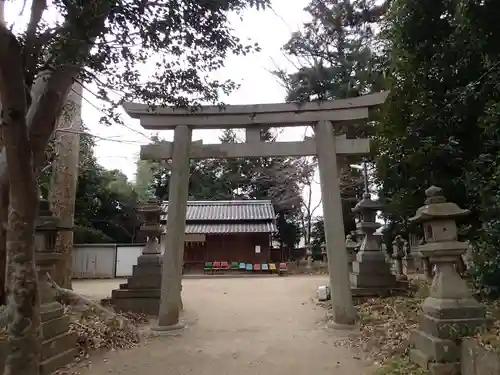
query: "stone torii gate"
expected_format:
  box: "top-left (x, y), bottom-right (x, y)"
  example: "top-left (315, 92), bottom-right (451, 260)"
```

top-left (123, 91), bottom-right (388, 330)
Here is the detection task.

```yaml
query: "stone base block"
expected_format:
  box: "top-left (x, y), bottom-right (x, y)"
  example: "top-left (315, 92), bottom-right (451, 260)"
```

top-left (111, 288), bottom-right (160, 315)
top-left (351, 287), bottom-right (393, 297)
top-left (422, 297), bottom-right (486, 320)
top-left (352, 260), bottom-right (391, 275)
top-left (411, 329), bottom-right (460, 362)
top-left (137, 254), bottom-right (162, 265)
top-left (419, 314), bottom-right (489, 339)
top-left (428, 362), bottom-right (460, 375)
top-left (132, 264), bottom-right (163, 277)
top-left (126, 274), bottom-right (162, 289)
top-left (410, 349), bottom-right (460, 375)
top-left (112, 288), bottom-right (160, 299)
top-left (350, 271), bottom-right (396, 289)
top-left (112, 297), bottom-right (159, 315)
top-left (350, 286), bottom-right (408, 298)
top-left (39, 347), bottom-right (78, 375)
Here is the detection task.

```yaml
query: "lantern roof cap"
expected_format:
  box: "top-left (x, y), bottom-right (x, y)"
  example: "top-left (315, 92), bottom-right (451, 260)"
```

top-left (36, 199), bottom-right (60, 230)
top-left (352, 192), bottom-right (383, 213)
top-left (409, 186), bottom-right (470, 224)
top-left (137, 197), bottom-right (162, 214)
top-left (345, 234), bottom-right (358, 248)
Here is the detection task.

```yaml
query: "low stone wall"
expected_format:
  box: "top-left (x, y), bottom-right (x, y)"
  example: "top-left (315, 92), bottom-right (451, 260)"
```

top-left (462, 338), bottom-right (500, 375)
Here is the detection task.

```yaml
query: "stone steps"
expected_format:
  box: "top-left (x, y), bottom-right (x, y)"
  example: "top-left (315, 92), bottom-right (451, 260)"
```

top-left (39, 347), bottom-right (78, 375)
top-left (41, 331), bottom-right (77, 361)
top-left (42, 315), bottom-right (70, 339)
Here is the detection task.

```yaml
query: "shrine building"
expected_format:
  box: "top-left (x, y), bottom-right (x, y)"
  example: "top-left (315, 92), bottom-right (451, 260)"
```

top-left (160, 200), bottom-right (277, 271)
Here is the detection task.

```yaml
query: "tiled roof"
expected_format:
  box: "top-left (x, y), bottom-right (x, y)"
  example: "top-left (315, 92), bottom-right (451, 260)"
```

top-left (160, 200), bottom-right (275, 221)
top-left (185, 222), bottom-right (276, 234)
top-left (160, 200), bottom-right (277, 234)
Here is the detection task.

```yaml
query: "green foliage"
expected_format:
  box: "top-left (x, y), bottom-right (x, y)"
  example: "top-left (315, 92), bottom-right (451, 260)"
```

top-left (275, 0), bottom-right (388, 102)
top-left (374, 356), bottom-right (428, 375)
top-left (310, 216), bottom-right (325, 260)
top-left (376, 0), bottom-right (500, 293)
top-left (73, 226), bottom-right (114, 244)
top-left (15, 0), bottom-right (272, 117)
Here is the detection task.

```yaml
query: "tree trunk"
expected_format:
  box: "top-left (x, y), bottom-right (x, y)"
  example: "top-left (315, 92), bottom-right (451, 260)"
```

top-left (0, 188), bottom-right (7, 305)
top-left (50, 82), bottom-right (82, 289)
top-left (0, 21), bottom-right (42, 375)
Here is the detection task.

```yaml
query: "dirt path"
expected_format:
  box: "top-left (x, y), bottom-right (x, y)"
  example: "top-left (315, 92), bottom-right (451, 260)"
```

top-left (73, 276), bottom-right (374, 375)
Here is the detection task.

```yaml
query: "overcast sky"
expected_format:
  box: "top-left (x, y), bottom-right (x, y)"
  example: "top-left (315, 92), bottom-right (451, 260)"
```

top-left (5, 0), bottom-right (325, 216)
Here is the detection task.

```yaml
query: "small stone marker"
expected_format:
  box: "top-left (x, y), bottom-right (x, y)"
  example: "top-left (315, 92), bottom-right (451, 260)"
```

top-left (317, 285), bottom-right (330, 301)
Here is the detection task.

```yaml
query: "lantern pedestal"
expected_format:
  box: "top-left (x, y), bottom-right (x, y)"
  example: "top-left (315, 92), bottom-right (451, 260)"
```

top-left (111, 239), bottom-right (163, 315)
top-left (111, 199), bottom-right (163, 315)
top-left (409, 186), bottom-right (489, 375)
top-left (36, 253), bottom-right (78, 375)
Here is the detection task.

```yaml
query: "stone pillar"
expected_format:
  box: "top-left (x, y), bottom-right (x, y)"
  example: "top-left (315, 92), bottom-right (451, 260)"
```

top-left (392, 235), bottom-right (406, 280)
top-left (305, 244), bottom-right (313, 270)
top-left (422, 257), bottom-right (434, 280)
top-left (35, 200), bottom-right (77, 375)
top-left (315, 120), bottom-right (356, 325)
top-left (345, 234), bottom-right (357, 273)
top-left (320, 243), bottom-right (327, 263)
top-left (111, 198), bottom-right (163, 315)
top-left (402, 239), bottom-right (417, 275)
top-left (409, 186), bottom-right (489, 375)
top-left (155, 124), bottom-right (192, 330)
top-left (350, 193), bottom-right (395, 296)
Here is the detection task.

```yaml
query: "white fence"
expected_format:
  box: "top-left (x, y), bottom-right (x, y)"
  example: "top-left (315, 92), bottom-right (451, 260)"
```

top-left (72, 243), bottom-right (144, 279)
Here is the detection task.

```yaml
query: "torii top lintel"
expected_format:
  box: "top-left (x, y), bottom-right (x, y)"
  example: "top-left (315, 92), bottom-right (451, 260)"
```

top-left (122, 91), bottom-right (389, 130)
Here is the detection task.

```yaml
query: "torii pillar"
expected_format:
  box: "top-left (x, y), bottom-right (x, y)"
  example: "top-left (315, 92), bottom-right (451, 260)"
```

top-left (153, 124), bottom-right (191, 330)
top-left (316, 120), bottom-right (356, 325)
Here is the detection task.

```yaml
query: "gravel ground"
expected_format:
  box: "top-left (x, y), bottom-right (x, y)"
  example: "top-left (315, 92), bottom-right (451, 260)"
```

top-left (72, 275), bottom-right (375, 375)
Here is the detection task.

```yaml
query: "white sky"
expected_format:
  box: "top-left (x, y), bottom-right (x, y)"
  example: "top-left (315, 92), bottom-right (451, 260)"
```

top-left (5, 0), bottom-right (325, 215)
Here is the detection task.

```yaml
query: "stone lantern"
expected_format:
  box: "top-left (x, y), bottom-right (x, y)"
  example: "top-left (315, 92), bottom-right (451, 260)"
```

top-left (111, 197), bottom-right (164, 315)
top-left (409, 186), bottom-right (488, 375)
top-left (349, 193), bottom-right (395, 295)
top-left (35, 199), bottom-right (77, 374)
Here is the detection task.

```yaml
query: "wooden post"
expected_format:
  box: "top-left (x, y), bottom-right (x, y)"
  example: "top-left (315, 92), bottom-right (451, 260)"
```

top-left (315, 120), bottom-right (356, 325)
top-left (155, 125), bottom-right (191, 330)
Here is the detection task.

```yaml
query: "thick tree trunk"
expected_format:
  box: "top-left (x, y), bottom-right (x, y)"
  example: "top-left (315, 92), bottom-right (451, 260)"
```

top-left (0, 28), bottom-right (40, 375)
top-left (0, 188), bottom-right (7, 305)
top-left (50, 82), bottom-right (82, 289)
top-left (0, 17), bottom-right (45, 375)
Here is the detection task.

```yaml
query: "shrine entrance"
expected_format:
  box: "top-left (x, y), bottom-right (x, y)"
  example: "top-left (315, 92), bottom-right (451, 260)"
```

top-left (123, 91), bottom-right (388, 329)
